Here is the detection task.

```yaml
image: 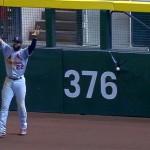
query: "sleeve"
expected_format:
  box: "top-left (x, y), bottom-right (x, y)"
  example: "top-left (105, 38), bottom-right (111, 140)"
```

top-left (28, 38), bottom-right (37, 55)
top-left (0, 40), bottom-right (11, 52)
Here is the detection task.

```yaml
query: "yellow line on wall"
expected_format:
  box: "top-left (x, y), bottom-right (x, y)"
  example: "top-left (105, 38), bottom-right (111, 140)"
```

top-left (114, 1), bottom-right (150, 12)
top-left (3, 0), bottom-right (114, 10)
top-left (2, 0), bottom-right (150, 12)
top-left (55, 0), bottom-right (114, 10)
top-left (0, 0), bottom-right (3, 6)
top-left (4, 0), bottom-right (58, 8)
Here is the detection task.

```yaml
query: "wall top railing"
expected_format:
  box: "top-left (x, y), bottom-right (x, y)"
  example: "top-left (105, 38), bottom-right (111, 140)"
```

top-left (0, 0), bottom-right (150, 12)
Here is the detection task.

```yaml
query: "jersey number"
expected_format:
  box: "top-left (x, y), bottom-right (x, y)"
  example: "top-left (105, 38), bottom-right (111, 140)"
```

top-left (16, 64), bottom-right (24, 70)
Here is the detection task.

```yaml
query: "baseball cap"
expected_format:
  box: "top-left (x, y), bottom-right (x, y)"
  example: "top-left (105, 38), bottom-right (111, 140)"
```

top-left (13, 37), bottom-right (22, 43)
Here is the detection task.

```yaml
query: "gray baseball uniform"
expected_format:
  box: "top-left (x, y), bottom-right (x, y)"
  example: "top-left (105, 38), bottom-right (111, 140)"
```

top-left (0, 38), bottom-right (36, 136)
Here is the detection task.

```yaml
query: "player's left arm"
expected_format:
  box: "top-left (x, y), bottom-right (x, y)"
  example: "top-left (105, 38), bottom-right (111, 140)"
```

top-left (28, 26), bottom-right (40, 55)
top-left (28, 38), bottom-right (37, 55)
top-left (0, 37), bottom-right (3, 46)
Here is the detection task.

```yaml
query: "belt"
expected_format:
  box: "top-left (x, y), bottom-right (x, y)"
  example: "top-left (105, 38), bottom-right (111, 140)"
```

top-left (8, 76), bottom-right (22, 80)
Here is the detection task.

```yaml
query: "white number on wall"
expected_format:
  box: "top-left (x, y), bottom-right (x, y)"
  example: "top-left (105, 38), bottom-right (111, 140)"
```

top-left (101, 71), bottom-right (117, 100)
top-left (64, 70), bottom-right (80, 98)
top-left (82, 71), bottom-right (98, 98)
top-left (64, 70), bottom-right (117, 100)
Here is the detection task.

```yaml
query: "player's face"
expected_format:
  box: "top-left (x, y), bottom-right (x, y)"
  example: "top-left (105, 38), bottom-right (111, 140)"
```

top-left (13, 41), bottom-right (22, 51)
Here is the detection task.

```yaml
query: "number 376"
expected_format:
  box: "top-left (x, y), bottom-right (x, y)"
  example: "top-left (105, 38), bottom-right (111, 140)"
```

top-left (64, 70), bottom-right (118, 100)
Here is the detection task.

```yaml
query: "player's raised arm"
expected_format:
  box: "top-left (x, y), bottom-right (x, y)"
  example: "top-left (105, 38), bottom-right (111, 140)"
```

top-left (28, 26), bottom-right (40, 55)
top-left (0, 36), bottom-right (3, 46)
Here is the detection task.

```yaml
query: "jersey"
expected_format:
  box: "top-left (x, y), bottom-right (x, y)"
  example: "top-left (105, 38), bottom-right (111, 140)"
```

top-left (0, 40), bottom-right (30, 78)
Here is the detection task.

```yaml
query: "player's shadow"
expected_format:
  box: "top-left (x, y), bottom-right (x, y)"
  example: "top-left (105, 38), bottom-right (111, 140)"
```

top-left (8, 132), bottom-right (26, 136)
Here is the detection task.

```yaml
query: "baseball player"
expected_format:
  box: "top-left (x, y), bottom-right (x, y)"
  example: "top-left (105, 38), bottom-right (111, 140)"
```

top-left (0, 28), bottom-right (39, 137)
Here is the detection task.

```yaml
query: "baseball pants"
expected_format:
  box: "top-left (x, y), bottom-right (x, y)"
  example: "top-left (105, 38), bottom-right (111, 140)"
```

top-left (0, 76), bottom-right (27, 134)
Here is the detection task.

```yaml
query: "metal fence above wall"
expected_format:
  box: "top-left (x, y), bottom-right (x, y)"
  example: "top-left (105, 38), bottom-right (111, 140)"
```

top-left (0, 6), bottom-right (150, 51)
top-left (0, 7), bottom-right (21, 42)
top-left (131, 12), bottom-right (150, 47)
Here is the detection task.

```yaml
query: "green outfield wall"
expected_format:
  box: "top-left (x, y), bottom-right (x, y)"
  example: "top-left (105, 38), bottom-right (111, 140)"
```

top-left (1, 48), bottom-right (150, 117)
top-left (63, 50), bottom-right (150, 117)
top-left (25, 48), bottom-right (63, 112)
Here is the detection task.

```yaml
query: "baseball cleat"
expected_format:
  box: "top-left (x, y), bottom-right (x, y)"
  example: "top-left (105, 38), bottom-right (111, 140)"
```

top-left (20, 129), bottom-right (27, 135)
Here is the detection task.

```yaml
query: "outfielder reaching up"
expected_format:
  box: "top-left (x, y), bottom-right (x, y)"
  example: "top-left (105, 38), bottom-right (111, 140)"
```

top-left (0, 27), bottom-right (39, 137)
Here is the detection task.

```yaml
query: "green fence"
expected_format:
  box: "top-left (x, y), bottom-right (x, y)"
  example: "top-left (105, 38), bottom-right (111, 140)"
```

top-left (63, 50), bottom-right (150, 117)
top-left (2, 48), bottom-right (150, 117)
